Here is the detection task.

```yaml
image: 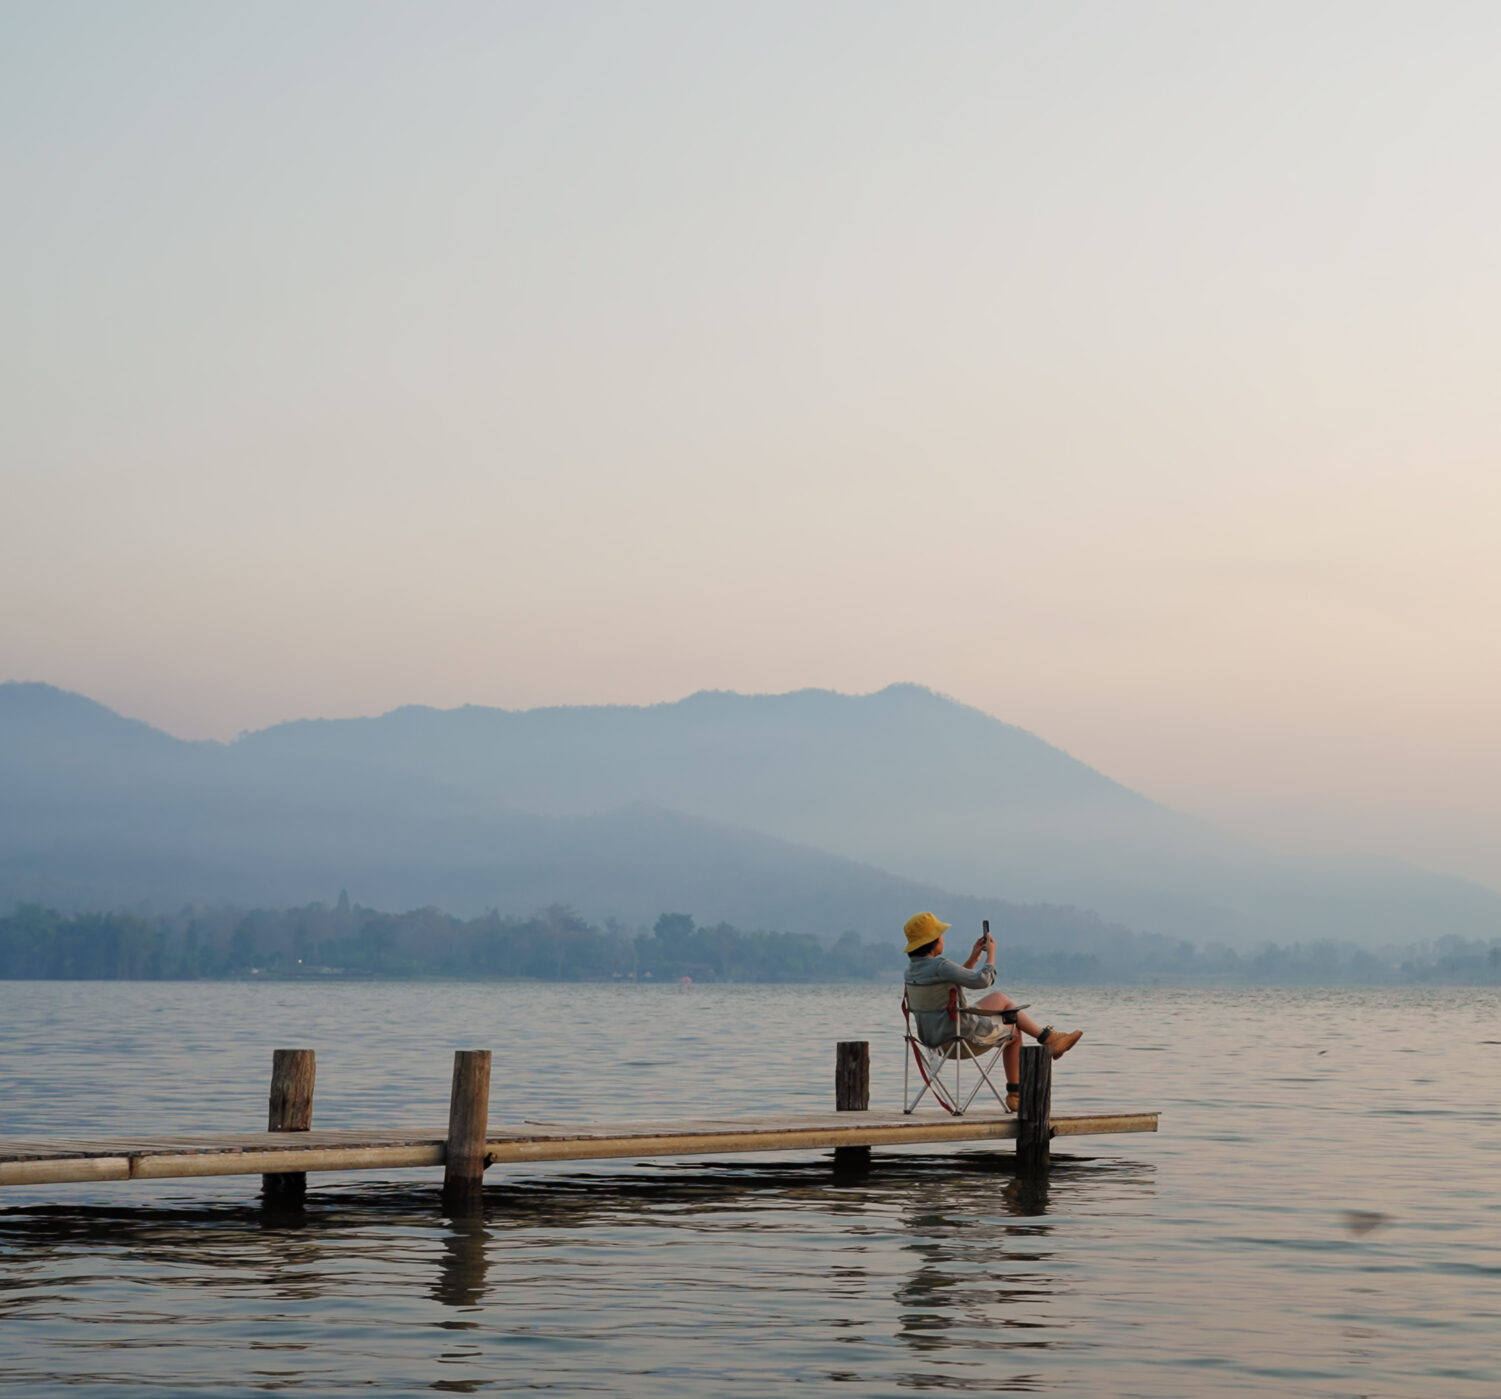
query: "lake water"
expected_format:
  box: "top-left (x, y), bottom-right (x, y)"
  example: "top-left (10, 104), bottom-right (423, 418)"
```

top-left (1, 981), bottom-right (1499, 1396)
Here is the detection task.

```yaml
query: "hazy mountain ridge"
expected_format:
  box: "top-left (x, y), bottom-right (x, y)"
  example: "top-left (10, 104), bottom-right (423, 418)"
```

top-left (225, 682), bottom-right (1501, 945)
top-left (3, 680), bottom-right (1499, 948)
top-left (1, 683), bottom-right (1121, 945)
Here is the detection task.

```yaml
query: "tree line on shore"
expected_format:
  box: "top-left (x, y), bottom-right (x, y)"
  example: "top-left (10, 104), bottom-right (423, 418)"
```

top-left (1, 897), bottom-right (1499, 985)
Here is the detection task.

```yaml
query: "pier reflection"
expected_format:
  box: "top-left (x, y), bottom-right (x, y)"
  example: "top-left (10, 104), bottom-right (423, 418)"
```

top-left (891, 1160), bottom-right (1062, 1391)
top-left (434, 1214), bottom-right (491, 1312)
top-left (0, 1151), bottom-right (1153, 1395)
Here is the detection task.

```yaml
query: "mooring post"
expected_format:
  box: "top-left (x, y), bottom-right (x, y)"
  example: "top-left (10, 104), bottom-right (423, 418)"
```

top-left (263, 1048), bottom-right (316, 1207)
top-left (834, 1040), bottom-right (871, 1174)
top-left (442, 1050), bottom-right (492, 1214)
top-left (1016, 1044), bottom-right (1052, 1172)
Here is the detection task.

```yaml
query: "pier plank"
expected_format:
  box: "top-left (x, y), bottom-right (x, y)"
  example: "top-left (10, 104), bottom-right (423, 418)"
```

top-left (0, 1111), bottom-right (1157, 1188)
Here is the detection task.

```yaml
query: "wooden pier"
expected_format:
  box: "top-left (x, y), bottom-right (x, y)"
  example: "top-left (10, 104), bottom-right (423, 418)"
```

top-left (0, 1043), bottom-right (1158, 1197)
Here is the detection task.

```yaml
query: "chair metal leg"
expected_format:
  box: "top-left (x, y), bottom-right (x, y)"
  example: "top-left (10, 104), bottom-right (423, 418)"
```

top-left (904, 1036), bottom-right (959, 1115)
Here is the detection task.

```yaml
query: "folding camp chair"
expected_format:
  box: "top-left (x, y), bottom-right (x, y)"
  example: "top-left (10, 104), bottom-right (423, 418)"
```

top-left (901, 984), bottom-right (1023, 1115)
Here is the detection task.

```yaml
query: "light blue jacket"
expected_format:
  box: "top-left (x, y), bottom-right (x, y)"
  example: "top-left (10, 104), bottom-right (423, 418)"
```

top-left (903, 954), bottom-right (997, 1046)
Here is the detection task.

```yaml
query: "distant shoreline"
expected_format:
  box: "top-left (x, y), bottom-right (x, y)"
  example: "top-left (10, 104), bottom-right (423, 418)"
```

top-left (3, 899), bottom-right (1499, 988)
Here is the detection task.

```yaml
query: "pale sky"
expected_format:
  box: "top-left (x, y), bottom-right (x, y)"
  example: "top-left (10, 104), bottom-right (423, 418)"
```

top-left (4, 2), bottom-right (1499, 888)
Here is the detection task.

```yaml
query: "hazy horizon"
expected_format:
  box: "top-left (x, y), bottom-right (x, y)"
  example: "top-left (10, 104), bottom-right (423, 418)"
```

top-left (5, 2), bottom-right (1499, 889)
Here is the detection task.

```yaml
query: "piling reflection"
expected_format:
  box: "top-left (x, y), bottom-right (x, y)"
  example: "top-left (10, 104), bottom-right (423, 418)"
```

top-left (886, 1155), bottom-right (1144, 1393)
top-left (434, 1214), bottom-right (491, 1312)
top-left (0, 1151), bottom-right (1154, 1395)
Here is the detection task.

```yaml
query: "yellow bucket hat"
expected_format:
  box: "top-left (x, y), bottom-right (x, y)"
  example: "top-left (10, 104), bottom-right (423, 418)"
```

top-left (903, 911), bottom-right (950, 954)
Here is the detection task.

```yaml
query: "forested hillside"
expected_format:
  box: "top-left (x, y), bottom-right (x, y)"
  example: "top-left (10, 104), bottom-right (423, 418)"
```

top-left (4, 899), bottom-right (1497, 986)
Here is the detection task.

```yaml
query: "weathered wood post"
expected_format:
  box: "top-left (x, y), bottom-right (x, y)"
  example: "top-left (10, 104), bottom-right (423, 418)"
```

top-left (442, 1050), bottom-right (492, 1214)
top-left (263, 1048), bottom-right (316, 1207)
top-left (834, 1040), bottom-right (871, 1174)
top-left (1016, 1044), bottom-right (1052, 1172)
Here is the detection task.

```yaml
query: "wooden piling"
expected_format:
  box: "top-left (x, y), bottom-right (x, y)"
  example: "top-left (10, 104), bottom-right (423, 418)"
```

top-left (262, 1048), bottom-right (316, 1207)
top-left (441, 1050), bottom-right (492, 1214)
top-left (833, 1040), bottom-right (870, 1173)
top-left (1016, 1044), bottom-right (1052, 1172)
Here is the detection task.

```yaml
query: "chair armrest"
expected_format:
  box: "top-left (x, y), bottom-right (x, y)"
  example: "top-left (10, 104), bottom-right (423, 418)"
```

top-left (967, 1002), bottom-right (1030, 1024)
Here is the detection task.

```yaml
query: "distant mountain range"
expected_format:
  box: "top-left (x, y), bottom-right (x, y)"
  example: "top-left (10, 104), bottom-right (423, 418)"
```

top-left (3, 680), bottom-right (1498, 950)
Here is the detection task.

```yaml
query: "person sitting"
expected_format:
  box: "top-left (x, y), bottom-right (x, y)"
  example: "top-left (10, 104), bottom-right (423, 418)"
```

top-left (903, 911), bottom-right (1082, 1112)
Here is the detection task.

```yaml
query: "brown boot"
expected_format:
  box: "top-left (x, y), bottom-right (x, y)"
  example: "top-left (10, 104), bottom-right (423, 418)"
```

top-left (1040, 1028), bottom-right (1082, 1060)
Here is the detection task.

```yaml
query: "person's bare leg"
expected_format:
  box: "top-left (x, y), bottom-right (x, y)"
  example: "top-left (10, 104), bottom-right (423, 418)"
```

top-left (973, 992), bottom-right (1023, 1109)
top-left (973, 991), bottom-right (1046, 1041)
top-left (975, 992), bottom-right (1083, 1063)
top-left (1002, 1030), bottom-right (1020, 1088)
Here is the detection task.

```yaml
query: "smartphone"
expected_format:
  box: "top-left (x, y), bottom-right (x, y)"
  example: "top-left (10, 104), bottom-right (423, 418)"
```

top-left (982, 919), bottom-right (990, 936)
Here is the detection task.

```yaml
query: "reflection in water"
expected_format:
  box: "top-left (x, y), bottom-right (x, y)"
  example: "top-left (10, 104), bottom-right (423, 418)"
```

top-left (0, 1152), bottom-right (1153, 1395)
top-left (892, 1158), bottom-right (1062, 1393)
top-left (435, 1214), bottom-right (491, 1312)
